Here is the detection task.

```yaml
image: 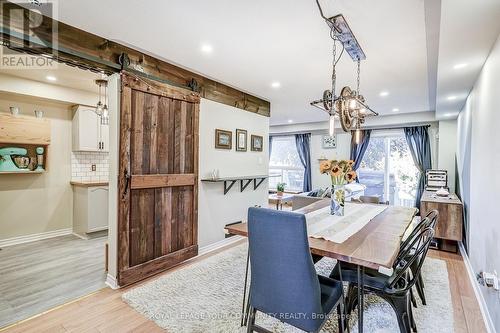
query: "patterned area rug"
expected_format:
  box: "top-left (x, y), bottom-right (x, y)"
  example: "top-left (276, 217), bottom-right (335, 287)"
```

top-left (122, 243), bottom-right (454, 332)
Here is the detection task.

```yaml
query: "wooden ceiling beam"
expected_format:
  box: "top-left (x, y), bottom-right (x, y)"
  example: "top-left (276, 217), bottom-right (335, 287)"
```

top-left (0, 0), bottom-right (270, 117)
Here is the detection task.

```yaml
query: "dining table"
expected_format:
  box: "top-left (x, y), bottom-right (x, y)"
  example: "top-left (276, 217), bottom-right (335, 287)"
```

top-left (224, 199), bottom-right (418, 333)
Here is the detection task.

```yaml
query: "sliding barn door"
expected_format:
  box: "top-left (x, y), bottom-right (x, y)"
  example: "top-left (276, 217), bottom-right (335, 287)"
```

top-left (117, 73), bottom-right (200, 286)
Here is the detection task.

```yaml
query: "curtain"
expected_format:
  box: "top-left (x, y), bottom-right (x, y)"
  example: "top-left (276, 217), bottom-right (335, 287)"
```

top-left (350, 130), bottom-right (372, 182)
top-left (269, 136), bottom-right (273, 158)
top-left (295, 133), bottom-right (312, 192)
top-left (404, 126), bottom-right (432, 209)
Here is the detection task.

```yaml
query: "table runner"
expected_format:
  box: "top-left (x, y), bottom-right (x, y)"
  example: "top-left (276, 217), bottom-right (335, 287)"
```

top-left (306, 202), bottom-right (388, 243)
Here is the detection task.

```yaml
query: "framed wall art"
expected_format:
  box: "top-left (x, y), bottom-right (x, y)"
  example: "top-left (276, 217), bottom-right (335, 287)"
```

top-left (251, 135), bottom-right (263, 152)
top-left (236, 129), bottom-right (247, 152)
top-left (215, 129), bottom-right (232, 149)
top-left (322, 134), bottom-right (337, 149)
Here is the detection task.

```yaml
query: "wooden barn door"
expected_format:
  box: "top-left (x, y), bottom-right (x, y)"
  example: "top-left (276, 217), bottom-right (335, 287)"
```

top-left (117, 73), bottom-right (200, 286)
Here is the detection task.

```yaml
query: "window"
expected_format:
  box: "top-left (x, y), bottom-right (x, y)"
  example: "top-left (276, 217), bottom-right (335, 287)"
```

top-left (269, 136), bottom-right (304, 192)
top-left (358, 133), bottom-right (419, 207)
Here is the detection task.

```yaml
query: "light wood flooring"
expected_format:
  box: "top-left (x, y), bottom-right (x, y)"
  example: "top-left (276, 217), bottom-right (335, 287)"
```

top-left (0, 235), bottom-right (107, 328)
top-left (0, 239), bottom-right (487, 333)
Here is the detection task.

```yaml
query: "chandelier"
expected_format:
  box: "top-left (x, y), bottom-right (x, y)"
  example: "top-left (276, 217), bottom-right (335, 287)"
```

top-left (310, 1), bottom-right (378, 143)
top-left (95, 77), bottom-right (109, 125)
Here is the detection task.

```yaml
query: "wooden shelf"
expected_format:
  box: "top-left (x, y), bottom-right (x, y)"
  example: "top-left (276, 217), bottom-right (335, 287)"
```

top-left (0, 113), bottom-right (50, 145)
top-left (201, 175), bottom-right (279, 195)
top-left (0, 170), bottom-right (45, 174)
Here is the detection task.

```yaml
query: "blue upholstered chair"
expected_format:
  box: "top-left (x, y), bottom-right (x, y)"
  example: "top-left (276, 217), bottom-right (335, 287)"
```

top-left (246, 207), bottom-right (346, 333)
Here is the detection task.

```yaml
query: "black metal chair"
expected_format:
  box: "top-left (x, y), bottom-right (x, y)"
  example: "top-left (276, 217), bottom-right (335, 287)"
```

top-left (334, 227), bottom-right (435, 333)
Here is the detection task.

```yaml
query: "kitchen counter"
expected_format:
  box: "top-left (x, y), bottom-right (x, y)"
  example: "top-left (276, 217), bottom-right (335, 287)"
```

top-left (70, 181), bottom-right (109, 187)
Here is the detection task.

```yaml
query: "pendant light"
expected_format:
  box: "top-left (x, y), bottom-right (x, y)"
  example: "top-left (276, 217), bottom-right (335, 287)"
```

top-left (329, 114), bottom-right (335, 136)
top-left (95, 78), bottom-right (109, 125)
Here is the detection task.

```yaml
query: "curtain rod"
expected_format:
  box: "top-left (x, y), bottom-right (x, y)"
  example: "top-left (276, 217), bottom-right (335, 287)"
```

top-left (269, 124), bottom-right (433, 137)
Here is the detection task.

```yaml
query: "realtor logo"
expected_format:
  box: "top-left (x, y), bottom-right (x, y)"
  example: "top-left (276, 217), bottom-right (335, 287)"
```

top-left (0, 0), bottom-right (58, 69)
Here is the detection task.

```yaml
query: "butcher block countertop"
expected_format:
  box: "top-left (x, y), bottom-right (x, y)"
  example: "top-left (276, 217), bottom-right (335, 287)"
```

top-left (70, 181), bottom-right (109, 187)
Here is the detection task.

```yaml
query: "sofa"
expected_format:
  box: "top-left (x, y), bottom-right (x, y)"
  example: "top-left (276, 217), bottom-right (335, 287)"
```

top-left (291, 183), bottom-right (366, 211)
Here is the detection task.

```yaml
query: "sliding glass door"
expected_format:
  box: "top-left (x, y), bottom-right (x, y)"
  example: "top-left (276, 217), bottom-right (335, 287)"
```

top-left (358, 133), bottom-right (419, 207)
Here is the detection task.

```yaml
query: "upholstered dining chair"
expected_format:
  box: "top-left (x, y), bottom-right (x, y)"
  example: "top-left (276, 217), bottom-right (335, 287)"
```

top-left (246, 207), bottom-right (346, 333)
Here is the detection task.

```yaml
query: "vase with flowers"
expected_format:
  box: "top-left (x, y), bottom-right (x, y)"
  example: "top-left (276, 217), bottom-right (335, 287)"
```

top-left (319, 159), bottom-right (357, 216)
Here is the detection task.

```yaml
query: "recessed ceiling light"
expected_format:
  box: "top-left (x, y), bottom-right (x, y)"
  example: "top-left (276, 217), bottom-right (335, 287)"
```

top-left (200, 43), bottom-right (213, 54)
top-left (447, 96), bottom-right (457, 101)
top-left (379, 91), bottom-right (389, 97)
top-left (271, 81), bottom-right (281, 88)
top-left (444, 113), bottom-right (454, 117)
top-left (392, 108), bottom-right (399, 112)
top-left (46, 75), bottom-right (57, 81)
top-left (453, 63), bottom-right (468, 70)
top-left (287, 119), bottom-right (293, 123)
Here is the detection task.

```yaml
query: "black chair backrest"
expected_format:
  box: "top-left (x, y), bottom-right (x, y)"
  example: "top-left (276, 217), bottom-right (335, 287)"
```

top-left (247, 207), bottom-right (324, 331)
top-left (388, 226), bottom-right (435, 293)
top-left (397, 210), bottom-right (439, 264)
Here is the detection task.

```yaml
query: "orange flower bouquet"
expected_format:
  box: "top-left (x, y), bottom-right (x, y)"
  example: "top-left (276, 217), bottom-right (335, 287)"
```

top-left (319, 159), bottom-right (357, 216)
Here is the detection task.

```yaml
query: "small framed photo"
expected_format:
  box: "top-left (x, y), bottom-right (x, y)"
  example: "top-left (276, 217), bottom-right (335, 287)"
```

top-left (215, 129), bottom-right (232, 149)
top-left (251, 135), bottom-right (263, 152)
top-left (236, 129), bottom-right (247, 152)
top-left (322, 135), bottom-right (337, 149)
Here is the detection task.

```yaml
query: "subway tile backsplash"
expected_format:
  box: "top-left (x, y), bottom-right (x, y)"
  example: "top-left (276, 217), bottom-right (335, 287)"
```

top-left (71, 151), bottom-right (109, 182)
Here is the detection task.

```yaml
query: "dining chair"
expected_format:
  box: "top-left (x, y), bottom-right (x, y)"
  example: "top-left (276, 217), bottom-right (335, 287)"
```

top-left (246, 207), bottom-right (346, 333)
top-left (332, 227), bottom-right (435, 333)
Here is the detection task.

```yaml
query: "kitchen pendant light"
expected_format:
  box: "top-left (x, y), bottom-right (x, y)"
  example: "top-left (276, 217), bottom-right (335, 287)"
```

top-left (95, 78), bottom-right (109, 125)
top-left (329, 114), bottom-right (335, 136)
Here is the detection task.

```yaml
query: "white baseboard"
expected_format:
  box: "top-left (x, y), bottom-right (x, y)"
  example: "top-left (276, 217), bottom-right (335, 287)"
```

top-left (198, 235), bottom-right (244, 256)
top-left (459, 243), bottom-right (497, 333)
top-left (0, 228), bottom-right (72, 248)
top-left (105, 274), bottom-right (119, 290)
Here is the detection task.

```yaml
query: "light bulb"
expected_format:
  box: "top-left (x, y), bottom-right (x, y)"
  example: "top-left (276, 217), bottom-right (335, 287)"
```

top-left (96, 101), bottom-right (104, 116)
top-left (329, 114), bottom-right (335, 136)
top-left (101, 105), bottom-right (109, 125)
top-left (349, 98), bottom-right (357, 109)
top-left (354, 128), bottom-right (361, 144)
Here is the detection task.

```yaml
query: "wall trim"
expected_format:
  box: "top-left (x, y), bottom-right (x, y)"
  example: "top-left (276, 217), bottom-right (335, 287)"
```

top-left (198, 235), bottom-right (244, 257)
top-left (0, 228), bottom-right (72, 248)
top-left (459, 242), bottom-right (496, 333)
top-left (105, 274), bottom-right (119, 290)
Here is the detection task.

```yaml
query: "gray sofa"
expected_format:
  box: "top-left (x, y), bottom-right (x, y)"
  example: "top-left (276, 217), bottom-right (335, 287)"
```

top-left (291, 183), bottom-right (366, 211)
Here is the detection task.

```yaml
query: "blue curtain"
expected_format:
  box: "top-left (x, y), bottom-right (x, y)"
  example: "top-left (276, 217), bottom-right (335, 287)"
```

top-left (269, 136), bottom-right (273, 158)
top-left (350, 130), bottom-right (372, 182)
top-left (404, 126), bottom-right (432, 209)
top-left (295, 133), bottom-right (312, 192)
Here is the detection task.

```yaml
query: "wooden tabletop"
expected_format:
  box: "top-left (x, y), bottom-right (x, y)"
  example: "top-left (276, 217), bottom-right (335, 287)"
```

top-left (421, 190), bottom-right (462, 205)
top-left (225, 199), bottom-right (417, 270)
top-left (70, 181), bottom-right (109, 187)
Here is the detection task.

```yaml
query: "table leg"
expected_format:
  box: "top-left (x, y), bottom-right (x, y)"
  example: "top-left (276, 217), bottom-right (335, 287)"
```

top-left (276, 200), bottom-right (280, 210)
top-left (357, 265), bottom-right (364, 333)
top-left (241, 249), bottom-right (250, 326)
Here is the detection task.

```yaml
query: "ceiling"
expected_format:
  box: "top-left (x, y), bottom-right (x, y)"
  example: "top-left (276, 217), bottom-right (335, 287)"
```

top-left (22, 0), bottom-right (500, 124)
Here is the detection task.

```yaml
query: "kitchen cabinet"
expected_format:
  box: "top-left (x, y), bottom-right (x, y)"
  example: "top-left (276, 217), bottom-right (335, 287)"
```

top-left (72, 105), bottom-right (109, 152)
top-left (72, 182), bottom-right (109, 236)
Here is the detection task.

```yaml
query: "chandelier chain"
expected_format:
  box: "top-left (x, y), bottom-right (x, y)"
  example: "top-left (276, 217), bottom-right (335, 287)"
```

top-left (356, 59), bottom-right (361, 96)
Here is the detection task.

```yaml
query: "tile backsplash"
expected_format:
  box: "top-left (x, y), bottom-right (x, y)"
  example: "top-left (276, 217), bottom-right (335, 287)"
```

top-left (71, 151), bottom-right (109, 182)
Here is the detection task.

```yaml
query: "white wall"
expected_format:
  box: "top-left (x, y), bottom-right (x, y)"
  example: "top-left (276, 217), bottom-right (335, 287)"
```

top-left (198, 99), bottom-right (269, 247)
top-left (458, 34), bottom-right (500, 331)
top-left (437, 120), bottom-right (457, 193)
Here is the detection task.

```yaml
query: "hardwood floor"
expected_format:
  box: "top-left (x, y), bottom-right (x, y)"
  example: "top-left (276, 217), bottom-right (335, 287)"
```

top-left (0, 241), bottom-right (487, 333)
top-left (0, 235), bottom-right (107, 328)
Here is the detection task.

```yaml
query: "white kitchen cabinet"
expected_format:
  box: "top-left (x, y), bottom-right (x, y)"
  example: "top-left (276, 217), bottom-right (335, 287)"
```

top-left (72, 105), bottom-right (109, 152)
top-left (72, 184), bottom-right (109, 236)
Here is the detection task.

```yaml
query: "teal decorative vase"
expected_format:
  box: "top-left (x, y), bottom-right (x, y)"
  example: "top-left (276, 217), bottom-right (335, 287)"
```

top-left (331, 184), bottom-right (345, 216)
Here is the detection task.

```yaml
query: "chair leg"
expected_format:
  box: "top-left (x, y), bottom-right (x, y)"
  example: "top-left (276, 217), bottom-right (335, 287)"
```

top-left (337, 304), bottom-right (345, 333)
top-left (384, 294), bottom-right (411, 333)
top-left (415, 277), bottom-right (427, 305)
top-left (246, 307), bottom-right (257, 333)
top-left (346, 283), bottom-right (357, 315)
top-left (409, 301), bottom-right (417, 333)
top-left (410, 288), bottom-right (417, 308)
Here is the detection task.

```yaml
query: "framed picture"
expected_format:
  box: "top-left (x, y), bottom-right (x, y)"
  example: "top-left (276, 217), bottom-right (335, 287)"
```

top-left (251, 135), bottom-right (263, 152)
top-left (215, 129), bottom-right (232, 149)
top-left (322, 135), bottom-right (337, 149)
top-left (236, 129), bottom-right (247, 152)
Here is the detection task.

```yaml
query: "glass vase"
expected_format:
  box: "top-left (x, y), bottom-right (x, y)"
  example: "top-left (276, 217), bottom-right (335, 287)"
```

top-left (331, 184), bottom-right (345, 216)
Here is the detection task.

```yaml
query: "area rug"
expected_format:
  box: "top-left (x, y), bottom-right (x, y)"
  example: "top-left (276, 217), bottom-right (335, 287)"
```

top-left (122, 244), bottom-right (454, 332)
